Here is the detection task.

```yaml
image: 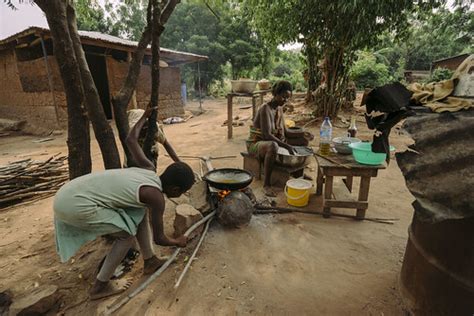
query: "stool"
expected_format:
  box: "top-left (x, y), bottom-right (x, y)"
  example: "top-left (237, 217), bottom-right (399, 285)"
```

top-left (241, 152), bottom-right (305, 188)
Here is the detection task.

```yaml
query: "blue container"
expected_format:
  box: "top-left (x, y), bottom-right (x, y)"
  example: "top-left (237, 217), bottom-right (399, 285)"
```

top-left (349, 142), bottom-right (395, 165)
top-left (181, 83), bottom-right (187, 105)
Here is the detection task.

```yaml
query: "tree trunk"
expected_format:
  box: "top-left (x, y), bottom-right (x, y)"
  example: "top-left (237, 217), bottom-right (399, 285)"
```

top-left (143, 0), bottom-right (162, 168)
top-left (305, 41), bottom-right (319, 103)
top-left (35, 0), bottom-right (91, 179)
top-left (314, 47), bottom-right (349, 119)
top-left (110, 0), bottom-right (154, 168)
top-left (66, 2), bottom-right (121, 169)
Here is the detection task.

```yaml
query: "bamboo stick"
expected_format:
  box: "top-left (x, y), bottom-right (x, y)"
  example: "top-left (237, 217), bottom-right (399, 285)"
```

top-left (254, 205), bottom-right (398, 225)
top-left (174, 216), bottom-right (213, 289)
top-left (105, 211), bottom-right (216, 315)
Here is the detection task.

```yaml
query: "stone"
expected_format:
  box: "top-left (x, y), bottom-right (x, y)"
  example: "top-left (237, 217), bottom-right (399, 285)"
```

top-left (173, 204), bottom-right (203, 237)
top-left (0, 118), bottom-right (26, 132)
top-left (9, 285), bottom-right (59, 316)
top-left (0, 290), bottom-right (13, 315)
top-left (217, 191), bottom-right (253, 228)
top-left (188, 181), bottom-right (211, 214)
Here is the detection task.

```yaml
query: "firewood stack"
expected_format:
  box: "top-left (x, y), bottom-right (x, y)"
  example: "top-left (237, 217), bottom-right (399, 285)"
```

top-left (0, 155), bottom-right (68, 210)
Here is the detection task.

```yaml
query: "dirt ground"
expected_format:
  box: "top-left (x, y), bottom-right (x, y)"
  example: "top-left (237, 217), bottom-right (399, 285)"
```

top-left (0, 96), bottom-right (414, 315)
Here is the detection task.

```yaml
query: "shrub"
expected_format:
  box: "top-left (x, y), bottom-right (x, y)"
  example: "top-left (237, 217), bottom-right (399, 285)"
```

top-left (427, 67), bottom-right (454, 83)
top-left (350, 51), bottom-right (392, 89)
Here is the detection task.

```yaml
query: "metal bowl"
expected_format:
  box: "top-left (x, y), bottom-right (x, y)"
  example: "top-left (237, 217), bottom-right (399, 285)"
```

top-left (333, 137), bottom-right (361, 155)
top-left (276, 146), bottom-right (313, 168)
top-left (231, 80), bottom-right (257, 93)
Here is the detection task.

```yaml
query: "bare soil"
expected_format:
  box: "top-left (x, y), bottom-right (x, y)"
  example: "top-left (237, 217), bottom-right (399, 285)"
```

top-left (0, 96), bottom-right (414, 315)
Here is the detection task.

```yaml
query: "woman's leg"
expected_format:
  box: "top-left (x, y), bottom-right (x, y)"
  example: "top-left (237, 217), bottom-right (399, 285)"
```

top-left (136, 212), bottom-right (166, 275)
top-left (90, 232), bottom-right (134, 300)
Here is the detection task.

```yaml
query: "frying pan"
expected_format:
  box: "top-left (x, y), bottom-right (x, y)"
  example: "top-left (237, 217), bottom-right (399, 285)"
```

top-left (203, 168), bottom-right (253, 191)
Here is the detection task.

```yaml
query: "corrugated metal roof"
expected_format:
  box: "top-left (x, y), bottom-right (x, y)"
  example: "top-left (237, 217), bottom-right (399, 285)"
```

top-left (432, 53), bottom-right (470, 64)
top-left (395, 109), bottom-right (474, 223)
top-left (0, 26), bottom-right (208, 63)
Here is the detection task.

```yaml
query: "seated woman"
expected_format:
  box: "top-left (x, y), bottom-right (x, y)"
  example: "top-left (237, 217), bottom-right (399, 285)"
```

top-left (246, 80), bottom-right (295, 197)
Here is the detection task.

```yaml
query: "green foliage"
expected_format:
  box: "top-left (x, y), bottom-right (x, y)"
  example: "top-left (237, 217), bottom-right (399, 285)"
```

top-left (244, 0), bottom-right (440, 117)
top-left (269, 50), bottom-right (306, 92)
top-left (161, 1), bottom-right (276, 93)
top-left (404, 7), bottom-right (473, 70)
top-left (75, 0), bottom-right (117, 35)
top-left (349, 51), bottom-right (392, 89)
top-left (428, 67), bottom-right (454, 83)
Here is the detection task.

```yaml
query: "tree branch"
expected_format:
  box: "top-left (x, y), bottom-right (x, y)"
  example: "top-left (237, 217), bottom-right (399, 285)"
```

top-left (160, 0), bottom-right (180, 25)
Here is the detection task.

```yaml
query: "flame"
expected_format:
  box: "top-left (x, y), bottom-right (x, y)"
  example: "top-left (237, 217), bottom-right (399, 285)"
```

top-left (218, 189), bottom-right (231, 200)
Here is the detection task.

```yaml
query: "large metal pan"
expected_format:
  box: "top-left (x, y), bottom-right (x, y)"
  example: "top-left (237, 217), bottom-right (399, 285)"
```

top-left (203, 168), bottom-right (253, 191)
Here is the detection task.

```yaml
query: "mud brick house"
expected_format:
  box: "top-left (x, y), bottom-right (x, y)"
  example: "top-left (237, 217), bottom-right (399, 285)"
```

top-left (432, 53), bottom-right (470, 72)
top-left (0, 27), bottom-right (207, 130)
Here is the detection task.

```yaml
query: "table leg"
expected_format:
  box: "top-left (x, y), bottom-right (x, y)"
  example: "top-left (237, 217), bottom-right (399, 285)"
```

top-left (343, 176), bottom-right (353, 193)
top-left (227, 95), bottom-right (233, 139)
top-left (252, 96), bottom-right (257, 119)
top-left (357, 176), bottom-right (371, 219)
top-left (259, 94), bottom-right (264, 106)
top-left (323, 176), bottom-right (333, 218)
top-left (316, 167), bottom-right (323, 195)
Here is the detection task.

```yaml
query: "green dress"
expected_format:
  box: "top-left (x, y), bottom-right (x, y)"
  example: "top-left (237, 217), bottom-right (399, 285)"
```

top-left (53, 167), bottom-right (162, 262)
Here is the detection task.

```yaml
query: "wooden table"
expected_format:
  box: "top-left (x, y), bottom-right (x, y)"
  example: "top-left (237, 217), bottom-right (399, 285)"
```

top-left (315, 153), bottom-right (386, 219)
top-left (226, 89), bottom-right (271, 139)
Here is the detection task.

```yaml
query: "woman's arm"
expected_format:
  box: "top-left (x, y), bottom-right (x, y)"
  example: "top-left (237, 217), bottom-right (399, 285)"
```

top-left (139, 186), bottom-right (187, 247)
top-left (125, 107), bottom-right (156, 170)
top-left (260, 106), bottom-right (294, 154)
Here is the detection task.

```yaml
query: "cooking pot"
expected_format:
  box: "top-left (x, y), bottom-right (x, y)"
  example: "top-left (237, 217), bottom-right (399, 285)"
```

top-left (203, 168), bottom-right (253, 190)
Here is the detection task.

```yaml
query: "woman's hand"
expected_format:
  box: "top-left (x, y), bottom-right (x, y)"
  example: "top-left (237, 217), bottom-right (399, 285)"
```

top-left (285, 144), bottom-right (295, 155)
top-left (172, 235), bottom-right (188, 248)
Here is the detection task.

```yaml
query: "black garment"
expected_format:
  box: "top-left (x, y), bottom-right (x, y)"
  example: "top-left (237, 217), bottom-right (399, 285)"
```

top-left (364, 83), bottom-right (414, 163)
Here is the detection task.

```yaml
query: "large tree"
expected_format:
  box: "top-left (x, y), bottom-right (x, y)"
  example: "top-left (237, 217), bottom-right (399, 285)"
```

top-left (246, 0), bottom-right (444, 118)
top-left (33, 0), bottom-right (122, 178)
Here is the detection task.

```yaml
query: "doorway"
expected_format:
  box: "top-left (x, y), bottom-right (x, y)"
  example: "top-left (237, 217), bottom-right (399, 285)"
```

top-left (85, 53), bottom-right (113, 119)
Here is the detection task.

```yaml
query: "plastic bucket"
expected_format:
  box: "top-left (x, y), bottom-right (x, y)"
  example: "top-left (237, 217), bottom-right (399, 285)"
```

top-left (285, 179), bottom-right (312, 207)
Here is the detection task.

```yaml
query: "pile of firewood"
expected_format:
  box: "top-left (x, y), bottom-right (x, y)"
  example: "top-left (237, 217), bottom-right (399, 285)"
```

top-left (0, 155), bottom-right (68, 210)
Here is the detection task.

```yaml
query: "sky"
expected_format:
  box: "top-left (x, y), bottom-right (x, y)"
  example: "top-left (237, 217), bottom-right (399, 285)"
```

top-left (0, 2), bottom-right (48, 39)
top-left (0, 1), bottom-right (303, 50)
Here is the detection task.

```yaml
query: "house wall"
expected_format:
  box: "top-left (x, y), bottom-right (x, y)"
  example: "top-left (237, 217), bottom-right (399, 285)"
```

top-left (0, 48), bottom-right (185, 133)
top-left (0, 49), bottom-right (67, 132)
top-left (106, 56), bottom-right (185, 119)
top-left (433, 55), bottom-right (469, 71)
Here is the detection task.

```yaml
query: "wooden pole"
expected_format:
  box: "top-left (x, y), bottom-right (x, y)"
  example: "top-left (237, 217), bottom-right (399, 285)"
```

top-left (227, 94), bottom-right (233, 139)
top-left (127, 52), bottom-right (138, 109)
top-left (40, 36), bottom-right (61, 126)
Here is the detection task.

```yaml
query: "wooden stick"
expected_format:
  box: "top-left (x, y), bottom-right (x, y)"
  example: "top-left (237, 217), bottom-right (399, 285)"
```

top-left (254, 205), bottom-right (398, 224)
top-left (174, 216), bottom-right (213, 289)
top-left (105, 211), bottom-right (217, 315)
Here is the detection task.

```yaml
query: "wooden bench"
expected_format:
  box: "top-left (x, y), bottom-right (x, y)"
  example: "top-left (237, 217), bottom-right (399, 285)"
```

top-left (315, 153), bottom-right (386, 219)
top-left (241, 152), bottom-right (305, 188)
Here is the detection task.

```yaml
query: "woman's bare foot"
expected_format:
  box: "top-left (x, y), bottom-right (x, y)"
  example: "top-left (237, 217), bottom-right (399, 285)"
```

top-left (89, 278), bottom-right (132, 300)
top-left (143, 255), bottom-right (167, 275)
top-left (264, 186), bottom-right (277, 197)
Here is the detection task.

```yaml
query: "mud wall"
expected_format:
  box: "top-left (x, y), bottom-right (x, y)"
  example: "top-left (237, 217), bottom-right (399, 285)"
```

top-left (106, 56), bottom-right (185, 119)
top-left (0, 49), bottom-right (67, 132)
top-left (0, 49), bottom-right (185, 133)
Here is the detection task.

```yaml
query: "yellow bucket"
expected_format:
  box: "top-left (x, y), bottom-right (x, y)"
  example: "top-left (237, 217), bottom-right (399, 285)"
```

top-left (285, 179), bottom-right (312, 207)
